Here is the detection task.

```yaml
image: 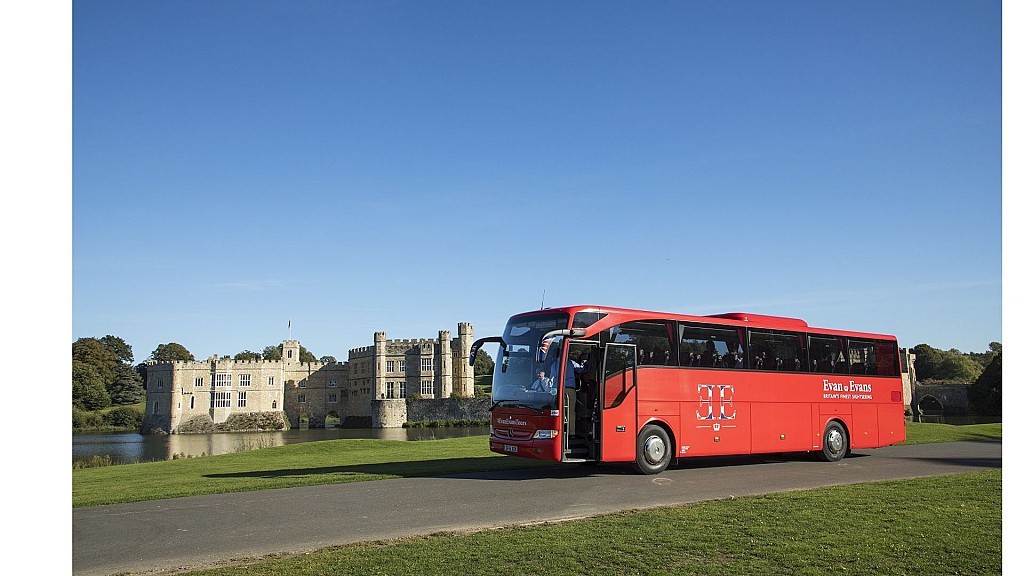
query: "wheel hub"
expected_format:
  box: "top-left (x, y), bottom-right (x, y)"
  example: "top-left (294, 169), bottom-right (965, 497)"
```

top-left (826, 429), bottom-right (844, 453)
top-left (644, 435), bottom-right (666, 463)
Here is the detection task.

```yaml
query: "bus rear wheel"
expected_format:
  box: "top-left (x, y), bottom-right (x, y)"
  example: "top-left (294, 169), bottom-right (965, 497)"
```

top-left (818, 421), bottom-right (849, 462)
top-left (634, 424), bottom-right (672, 474)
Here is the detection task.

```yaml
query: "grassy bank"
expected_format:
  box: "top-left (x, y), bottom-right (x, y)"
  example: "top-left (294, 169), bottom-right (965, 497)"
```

top-left (72, 422), bottom-right (1000, 508)
top-left (186, 469), bottom-right (1002, 576)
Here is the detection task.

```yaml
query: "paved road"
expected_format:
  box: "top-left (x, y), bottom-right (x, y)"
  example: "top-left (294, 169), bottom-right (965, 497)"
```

top-left (72, 440), bottom-right (1001, 576)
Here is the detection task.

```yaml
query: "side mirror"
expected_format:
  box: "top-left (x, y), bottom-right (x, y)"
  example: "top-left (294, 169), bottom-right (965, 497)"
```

top-left (469, 336), bottom-right (505, 366)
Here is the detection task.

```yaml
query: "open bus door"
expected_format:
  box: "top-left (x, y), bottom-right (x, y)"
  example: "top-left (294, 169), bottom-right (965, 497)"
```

top-left (562, 340), bottom-right (599, 461)
top-left (600, 343), bottom-right (638, 463)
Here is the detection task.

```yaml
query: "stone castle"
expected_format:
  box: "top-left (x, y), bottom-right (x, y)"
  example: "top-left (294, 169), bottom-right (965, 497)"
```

top-left (141, 323), bottom-right (475, 433)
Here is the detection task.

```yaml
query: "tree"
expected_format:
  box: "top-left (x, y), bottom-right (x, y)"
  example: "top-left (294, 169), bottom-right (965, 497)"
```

top-left (936, 355), bottom-right (982, 383)
top-left (968, 353), bottom-right (1001, 416)
top-left (234, 350), bottom-right (261, 361)
top-left (262, 344), bottom-right (316, 363)
top-left (320, 355), bottom-right (337, 364)
top-left (473, 349), bottom-right (495, 375)
top-left (73, 361), bottom-right (110, 410)
top-left (299, 347), bottom-right (317, 363)
top-left (73, 338), bottom-right (118, 385)
top-left (911, 344), bottom-right (943, 381)
top-left (150, 343), bottom-right (194, 362)
top-left (99, 335), bottom-right (134, 365)
top-left (108, 364), bottom-right (145, 405)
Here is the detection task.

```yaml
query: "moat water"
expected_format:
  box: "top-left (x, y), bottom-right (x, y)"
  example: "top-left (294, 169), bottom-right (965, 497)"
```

top-left (72, 426), bottom-right (490, 466)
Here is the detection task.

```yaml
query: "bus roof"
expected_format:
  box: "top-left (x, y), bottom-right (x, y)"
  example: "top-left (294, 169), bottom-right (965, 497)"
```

top-left (512, 305), bottom-right (898, 342)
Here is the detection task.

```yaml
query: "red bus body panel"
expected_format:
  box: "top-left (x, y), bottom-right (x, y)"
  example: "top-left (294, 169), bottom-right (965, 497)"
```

top-left (489, 305), bottom-right (906, 465)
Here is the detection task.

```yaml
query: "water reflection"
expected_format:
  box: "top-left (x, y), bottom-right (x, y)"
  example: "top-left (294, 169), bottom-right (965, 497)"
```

top-left (73, 427), bottom-right (490, 466)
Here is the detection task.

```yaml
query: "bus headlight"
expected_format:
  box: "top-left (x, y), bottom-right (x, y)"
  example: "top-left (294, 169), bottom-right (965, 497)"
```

top-left (533, 430), bottom-right (559, 439)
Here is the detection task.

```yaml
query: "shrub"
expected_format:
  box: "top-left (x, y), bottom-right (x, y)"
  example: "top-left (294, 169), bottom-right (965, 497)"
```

top-left (72, 408), bottom-right (103, 430)
top-left (102, 406), bottom-right (144, 429)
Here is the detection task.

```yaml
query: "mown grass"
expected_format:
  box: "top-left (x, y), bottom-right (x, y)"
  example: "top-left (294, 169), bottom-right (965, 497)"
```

top-left (901, 421), bottom-right (1001, 445)
top-left (72, 422), bottom-right (1000, 508)
top-left (185, 469), bottom-right (1001, 576)
top-left (72, 436), bottom-right (551, 507)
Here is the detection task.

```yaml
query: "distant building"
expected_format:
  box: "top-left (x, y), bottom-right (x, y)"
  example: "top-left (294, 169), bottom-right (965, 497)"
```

top-left (141, 323), bottom-right (474, 433)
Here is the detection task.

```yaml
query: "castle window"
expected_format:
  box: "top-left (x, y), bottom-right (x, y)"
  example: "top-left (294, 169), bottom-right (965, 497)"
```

top-left (298, 394), bottom-right (306, 404)
top-left (157, 378), bottom-right (164, 391)
top-left (214, 392), bottom-right (231, 408)
top-left (328, 380), bottom-right (338, 388)
top-left (237, 391), bottom-right (247, 407)
top-left (299, 379), bottom-right (306, 388)
top-left (287, 349), bottom-right (293, 359)
top-left (194, 377), bottom-right (204, 387)
top-left (239, 374), bottom-right (251, 387)
top-left (328, 393), bottom-right (338, 403)
top-left (215, 373), bottom-right (231, 388)
top-left (386, 382), bottom-right (395, 399)
top-left (190, 396), bottom-right (195, 410)
top-left (386, 360), bottom-right (395, 373)
top-left (421, 358), bottom-right (433, 372)
top-left (399, 381), bottom-right (407, 398)
top-left (152, 401), bottom-right (159, 414)
top-left (420, 380), bottom-right (432, 396)
top-left (399, 360), bottom-right (406, 372)
top-left (268, 376), bottom-right (275, 386)
top-left (272, 400), bottom-right (278, 409)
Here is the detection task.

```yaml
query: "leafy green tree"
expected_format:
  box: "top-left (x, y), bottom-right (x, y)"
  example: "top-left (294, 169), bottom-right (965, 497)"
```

top-left (299, 347), bottom-right (317, 363)
top-left (73, 338), bottom-right (119, 385)
top-left (968, 353), bottom-right (1001, 416)
top-left (473, 349), bottom-right (495, 375)
top-left (911, 344), bottom-right (943, 381)
top-left (99, 335), bottom-right (134, 365)
top-left (108, 364), bottom-right (145, 405)
top-left (73, 361), bottom-right (110, 410)
top-left (234, 350), bottom-right (261, 361)
top-left (150, 342), bottom-right (194, 362)
top-left (937, 354), bottom-right (983, 383)
top-left (262, 346), bottom-right (282, 361)
top-left (320, 355), bottom-right (337, 364)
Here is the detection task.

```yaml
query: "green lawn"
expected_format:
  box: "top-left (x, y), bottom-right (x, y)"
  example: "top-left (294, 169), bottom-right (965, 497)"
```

top-left (72, 422), bottom-right (1001, 508)
top-left (186, 469), bottom-right (1002, 576)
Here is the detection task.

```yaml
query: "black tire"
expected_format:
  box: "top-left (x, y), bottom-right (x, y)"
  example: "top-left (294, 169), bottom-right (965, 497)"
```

top-left (818, 421), bottom-right (849, 462)
top-left (633, 424), bottom-right (672, 474)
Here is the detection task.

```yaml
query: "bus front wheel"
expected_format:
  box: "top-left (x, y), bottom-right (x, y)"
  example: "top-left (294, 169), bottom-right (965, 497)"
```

top-left (634, 424), bottom-right (672, 474)
top-left (818, 421), bottom-right (849, 462)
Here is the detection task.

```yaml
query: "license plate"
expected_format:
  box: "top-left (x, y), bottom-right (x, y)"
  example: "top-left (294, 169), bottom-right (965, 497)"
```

top-left (503, 444), bottom-right (518, 453)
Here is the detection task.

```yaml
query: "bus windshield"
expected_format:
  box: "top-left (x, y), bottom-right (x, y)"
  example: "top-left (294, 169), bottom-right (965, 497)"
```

top-left (491, 312), bottom-right (569, 411)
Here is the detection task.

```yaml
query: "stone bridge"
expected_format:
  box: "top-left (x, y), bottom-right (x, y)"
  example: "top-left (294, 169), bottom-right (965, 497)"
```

top-left (912, 383), bottom-right (970, 417)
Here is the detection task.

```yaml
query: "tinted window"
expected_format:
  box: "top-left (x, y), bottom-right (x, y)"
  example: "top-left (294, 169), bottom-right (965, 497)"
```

top-left (809, 336), bottom-right (843, 373)
top-left (605, 320), bottom-right (677, 366)
top-left (680, 324), bottom-right (745, 369)
top-left (749, 330), bottom-right (806, 372)
top-left (849, 339), bottom-right (897, 376)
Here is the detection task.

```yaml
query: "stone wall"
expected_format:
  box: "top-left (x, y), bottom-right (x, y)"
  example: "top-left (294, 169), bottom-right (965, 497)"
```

top-left (406, 397), bottom-right (491, 423)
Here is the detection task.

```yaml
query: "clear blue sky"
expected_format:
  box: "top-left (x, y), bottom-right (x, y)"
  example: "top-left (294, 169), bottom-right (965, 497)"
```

top-left (69, 0), bottom-right (1002, 362)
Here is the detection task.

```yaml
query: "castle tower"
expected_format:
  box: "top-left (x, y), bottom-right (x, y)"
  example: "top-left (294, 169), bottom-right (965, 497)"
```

top-left (374, 331), bottom-right (386, 399)
top-left (439, 330), bottom-right (453, 397)
top-left (456, 322), bottom-right (474, 397)
top-left (282, 340), bottom-right (300, 364)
